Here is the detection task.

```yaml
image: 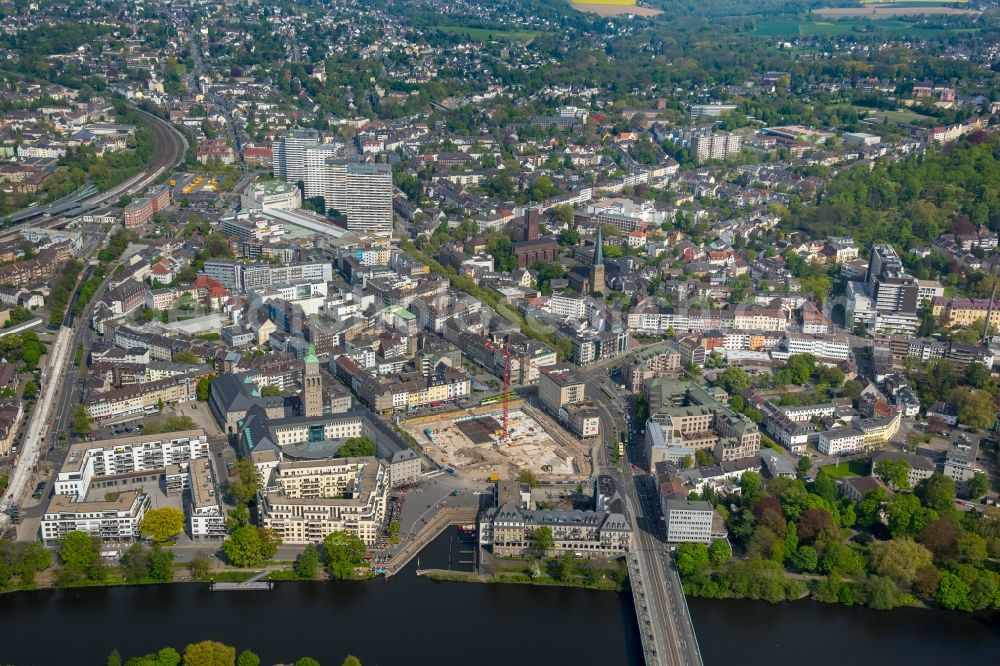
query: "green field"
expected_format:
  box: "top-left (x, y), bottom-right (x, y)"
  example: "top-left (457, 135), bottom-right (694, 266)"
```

top-left (755, 17), bottom-right (976, 39)
top-left (819, 459), bottom-right (870, 480)
top-left (436, 26), bottom-right (544, 41)
top-left (829, 104), bottom-right (933, 125)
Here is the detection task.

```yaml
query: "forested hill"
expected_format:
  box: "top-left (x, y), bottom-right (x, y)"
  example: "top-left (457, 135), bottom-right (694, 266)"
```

top-left (787, 130), bottom-right (1000, 252)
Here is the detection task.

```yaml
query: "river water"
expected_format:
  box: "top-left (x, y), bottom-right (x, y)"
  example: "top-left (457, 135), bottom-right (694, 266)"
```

top-left (0, 530), bottom-right (998, 665)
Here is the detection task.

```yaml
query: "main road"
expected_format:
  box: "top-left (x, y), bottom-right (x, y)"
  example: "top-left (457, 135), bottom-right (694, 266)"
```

top-left (0, 106), bottom-right (186, 241)
top-left (0, 105), bottom-right (186, 534)
top-left (0, 326), bottom-right (73, 530)
top-left (585, 370), bottom-right (702, 666)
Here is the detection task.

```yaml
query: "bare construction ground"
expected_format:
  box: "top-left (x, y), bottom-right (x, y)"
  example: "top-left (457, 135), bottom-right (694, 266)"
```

top-left (408, 408), bottom-right (590, 479)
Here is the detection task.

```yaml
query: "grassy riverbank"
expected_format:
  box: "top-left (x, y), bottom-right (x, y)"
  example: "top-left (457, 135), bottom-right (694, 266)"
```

top-left (419, 568), bottom-right (626, 592)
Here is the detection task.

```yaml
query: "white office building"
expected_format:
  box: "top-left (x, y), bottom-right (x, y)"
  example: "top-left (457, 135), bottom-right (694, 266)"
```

top-left (664, 499), bottom-right (715, 544)
top-left (817, 426), bottom-right (865, 456)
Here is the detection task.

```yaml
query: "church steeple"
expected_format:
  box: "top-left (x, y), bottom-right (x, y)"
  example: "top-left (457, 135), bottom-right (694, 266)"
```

top-left (590, 225), bottom-right (606, 295)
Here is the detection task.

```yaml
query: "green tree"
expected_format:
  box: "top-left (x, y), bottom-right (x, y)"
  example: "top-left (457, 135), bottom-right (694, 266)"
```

top-left (13, 540), bottom-right (52, 584)
top-left (553, 205), bottom-right (575, 225)
top-left (964, 362), bottom-right (992, 389)
top-left (967, 472), bottom-right (990, 500)
top-left (558, 227), bottom-right (580, 245)
top-left (189, 552), bottom-right (213, 581)
top-left (22, 381), bottom-right (38, 400)
top-left (156, 647), bottom-right (181, 666)
top-left (58, 531), bottom-right (103, 583)
top-left (257, 527), bottom-right (281, 561)
top-left (919, 518), bottom-right (961, 561)
top-left (140, 507), bottom-right (186, 544)
top-left (810, 470), bottom-right (837, 503)
top-left (222, 526), bottom-right (266, 567)
top-left (338, 437), bottom-right (376, 457)
top-left (694, 449), bottom-right (714, 467)
top-left (556, 552), bottom-right (576, 580)
top-left (874, 458), bottom-right (912, 490)
top-left (862, 576), bottom-right (902, 610)
top-left (856, 488), bottom-right (887, 528)
top-left (531, 526), bottom-right (554, 552)
top-left (295, 659), bottom-right (320, 666)
top-left (708, 539), bottom-right (732, 567)
top-left (121, 543), bottom-right (152, 581)
top-left (675, 542), bottom-right (709, 577)
top-left (518, 469), bottom-right (540, 488)
top-left (951, 388), bottom-right (996, 430)
top-left (886, 492), bottom-right (935, 538)
top-left (957, 532), bottom-right (988, 564)
top-left (172, 350), bottom-right (199, 364)
top-left (916, 474), bottom-right (956, 514)
top-left (295, 544), bottom-right (320, 579)
top-left (324, 531), bottom-right (367, 579)
top-left (259, 385), bottom-right (281, 397)
top-left (196, 375), bottom-right (215, 401)
top-left (226, 505), bottom-right (250, 531)
top-left (71, 405), bottom-right (92, 437)
top-left (717, 366), bottom-right (750, 394)
top-left (796, 456), bottom-right (812, 478)
top-left (342, 657), bottom-right (362, 666)
top-left (182, 640), bottom-right (235, 666)
top-left (869, 538), bottom-right (934, 588)
top-left (229, 458), bottom-right (261, 506)
top-left (739, 471), bottom-right (764, 507)
top-left (819, 542), bottom-right (865, 576)
top-left (149, 544), bottom-right (174, 582)
top-left (937, 571), bottom-right (971, 610)
top-left (236, 651), bottom-right (260, 666)
top-left (790, 545), bottom-right (818, 572)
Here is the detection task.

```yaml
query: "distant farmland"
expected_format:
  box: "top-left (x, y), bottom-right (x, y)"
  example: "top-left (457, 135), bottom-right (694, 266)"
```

top-left (815, 5), bottom-right (980, 18)
top-left (435, 26), bottom-right (545, 41)
top-left (569, 1), bottom-right (662, 17)
top-left (756, 17), bottom-right (978, 38)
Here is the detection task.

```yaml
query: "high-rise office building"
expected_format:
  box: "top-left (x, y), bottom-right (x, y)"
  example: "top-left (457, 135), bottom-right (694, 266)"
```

top-left (271, 131), bottom-right (392, 237)
top-left (271, 128), bottom-right (320, 182)
top-left (866, 244), bottom-right (918, 314)
top-left (327, 162), bottom-right (393, 237)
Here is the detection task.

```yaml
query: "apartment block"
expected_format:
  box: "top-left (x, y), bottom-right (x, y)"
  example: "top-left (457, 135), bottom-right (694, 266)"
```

top-left (189, 459), bottom-right (225, 539)
top-left (259, 457), bottom-right (390, 546)
top-left (41, 491), bottom-right (150, 545)
top-left (53, 431), bottom-right (210, 500)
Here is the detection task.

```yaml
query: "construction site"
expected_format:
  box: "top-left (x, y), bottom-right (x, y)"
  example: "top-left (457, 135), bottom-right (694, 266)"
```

top-left (405, 404), bottom-right (592, 480)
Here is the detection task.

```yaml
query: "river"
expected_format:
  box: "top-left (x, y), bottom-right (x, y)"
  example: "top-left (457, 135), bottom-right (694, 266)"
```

top-left (0, 530), bottom-right (998, 665)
